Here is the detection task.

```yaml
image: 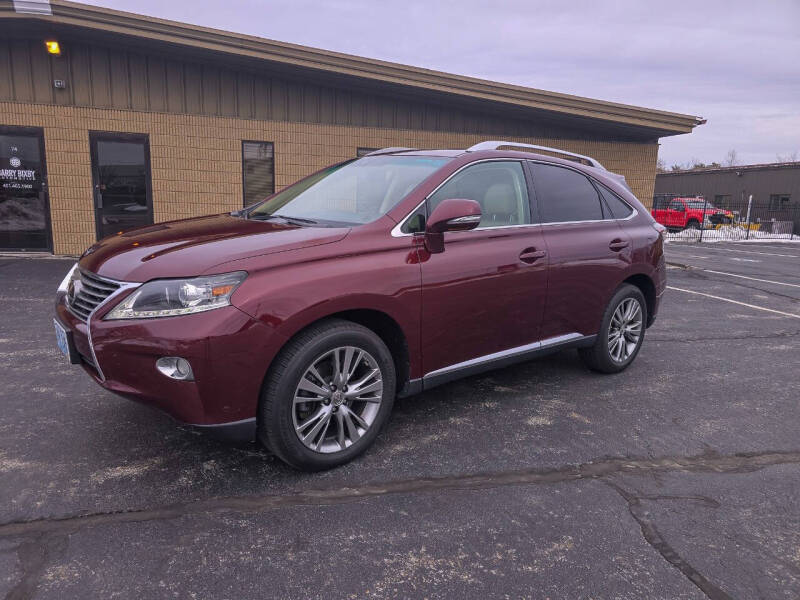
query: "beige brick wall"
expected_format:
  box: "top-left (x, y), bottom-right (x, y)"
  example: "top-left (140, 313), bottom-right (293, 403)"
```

top-left (1, 102), bottom-right (658, 255)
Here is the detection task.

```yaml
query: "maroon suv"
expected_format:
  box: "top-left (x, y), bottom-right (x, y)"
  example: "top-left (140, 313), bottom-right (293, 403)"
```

top-left (55, 142), bottom-right (666, 470)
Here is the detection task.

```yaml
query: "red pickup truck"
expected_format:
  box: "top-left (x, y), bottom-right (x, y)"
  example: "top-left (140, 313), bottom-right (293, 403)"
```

top-left (651, 197), bottom-right (734, 231)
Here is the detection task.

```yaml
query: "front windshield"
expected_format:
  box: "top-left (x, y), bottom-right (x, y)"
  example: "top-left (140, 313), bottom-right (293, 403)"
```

top-left (685, 199), bottom-right (716, 209)
top-left (247, 155), bottom-right (452, 225)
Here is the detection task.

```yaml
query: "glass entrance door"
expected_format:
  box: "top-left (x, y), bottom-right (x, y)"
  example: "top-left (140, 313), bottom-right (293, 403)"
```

top-left (0, 127), bottom-right (51, 251)
top-left (90, 133), bottom-right (153, 240)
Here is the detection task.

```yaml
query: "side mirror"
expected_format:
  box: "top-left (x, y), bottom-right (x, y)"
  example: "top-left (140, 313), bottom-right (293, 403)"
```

top-left (424, 198), bottom-right (482, 254)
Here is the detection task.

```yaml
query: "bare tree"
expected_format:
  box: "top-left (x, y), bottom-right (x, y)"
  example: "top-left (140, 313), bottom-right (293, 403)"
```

top-left (656, 157), bottom-right (667, 173)
top-left (776, 151), bottom-right (799, 162)
top-left (724, 149), bottom-right (738, 167)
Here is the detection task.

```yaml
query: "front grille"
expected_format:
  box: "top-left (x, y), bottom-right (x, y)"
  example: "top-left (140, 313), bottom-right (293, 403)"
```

top-left (67, 270), bottom-right (121, 321)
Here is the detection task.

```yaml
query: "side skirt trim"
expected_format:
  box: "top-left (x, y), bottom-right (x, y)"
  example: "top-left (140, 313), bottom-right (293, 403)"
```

top-left (422, 333), bottom-right (596, 391)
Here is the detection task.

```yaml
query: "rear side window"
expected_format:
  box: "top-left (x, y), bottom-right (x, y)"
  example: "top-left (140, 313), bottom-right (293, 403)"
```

top-left (428, 161), bottom-right (530, 228)
top-left (529, 163), bottom-right (603, 223)
top-left (598, 184), bottom-right (634, 219)
top-left (669, 200), bottom-right (685, 211)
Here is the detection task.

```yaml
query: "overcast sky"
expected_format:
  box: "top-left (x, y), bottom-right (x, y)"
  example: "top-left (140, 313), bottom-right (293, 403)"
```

top-left (82, 0), bottom-right (800, 167)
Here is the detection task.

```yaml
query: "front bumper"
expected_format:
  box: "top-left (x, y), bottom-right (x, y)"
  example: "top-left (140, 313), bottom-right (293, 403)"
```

top-left (55, 294), bottom-right (286, 434)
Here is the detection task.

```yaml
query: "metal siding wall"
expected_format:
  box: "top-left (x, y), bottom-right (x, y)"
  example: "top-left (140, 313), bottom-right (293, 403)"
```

top-left (89, 46), bottom-right (111, 108)
top-left (0, 35), bottom-right (640, 141)
top-left (0, 39), bottom-right (12, 101)
top-left (9, 41), bottom-right (34, 102)
top-left (147, 56), bottom-right (167, 112)
top-left (655, 169), bottom-right (800, 204)
top-left (184, 63), bottom-right (202, 114)
top-left (166, 60), bottom-right (185, 114)
top-left (109, 49), bottom-right (130, 108)
top-left (201, 65), bottom-right (219, 115)
top-left (29, 40), bottom-right (52, 104)
top-left (128, 53), bottom-right (149, 111)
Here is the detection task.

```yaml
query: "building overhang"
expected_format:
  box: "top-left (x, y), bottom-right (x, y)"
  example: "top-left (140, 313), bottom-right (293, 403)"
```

top-left (1, 0), bottom-right (705, 139)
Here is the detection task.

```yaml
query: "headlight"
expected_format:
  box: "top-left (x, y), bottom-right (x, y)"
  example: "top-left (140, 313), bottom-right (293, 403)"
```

top-left (105, 272), bottom-right (247, 320)
top-left (57, 262), bottom-right (79, 294)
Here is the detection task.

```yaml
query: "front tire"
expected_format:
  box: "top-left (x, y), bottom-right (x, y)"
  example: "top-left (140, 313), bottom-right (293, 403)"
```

top-left (258, 319), bottom-right (396, 471)
top-left (578, 284), bottom-right (647, 374)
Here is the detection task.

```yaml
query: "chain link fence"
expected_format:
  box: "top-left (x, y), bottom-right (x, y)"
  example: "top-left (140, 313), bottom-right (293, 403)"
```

top-left (651, 193), bottom-right (799, 243)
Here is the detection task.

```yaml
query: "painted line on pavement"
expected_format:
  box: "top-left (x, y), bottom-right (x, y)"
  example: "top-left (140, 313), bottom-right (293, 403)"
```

top-left (666, 286), bottom-right (800, 319)
top-left (700, 269), bottom-right (800, 289)
top-left (669, 245), bottom-right (800, 258)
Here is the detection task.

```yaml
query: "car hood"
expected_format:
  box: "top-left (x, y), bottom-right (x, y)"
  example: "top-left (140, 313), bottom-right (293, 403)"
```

top-left (79, 213), bottom-right (350, 282)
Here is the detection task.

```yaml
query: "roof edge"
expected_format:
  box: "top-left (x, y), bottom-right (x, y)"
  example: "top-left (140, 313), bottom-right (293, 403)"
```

top-left (3, 0), bottom-right (704, 135)
top-left (658, 161), bottom-right (800, 175)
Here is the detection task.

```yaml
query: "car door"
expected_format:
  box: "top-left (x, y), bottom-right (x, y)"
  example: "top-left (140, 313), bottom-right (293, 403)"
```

top-left (528, 161), bottom-right (631, 340)
top-left (666, 199), bottom-right (686, 228)
top-left (418, 160), bottom-right (548, 379)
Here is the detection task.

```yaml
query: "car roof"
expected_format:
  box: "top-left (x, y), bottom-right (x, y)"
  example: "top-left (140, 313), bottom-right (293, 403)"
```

top-left (378, 147), bottom-right (634, 196)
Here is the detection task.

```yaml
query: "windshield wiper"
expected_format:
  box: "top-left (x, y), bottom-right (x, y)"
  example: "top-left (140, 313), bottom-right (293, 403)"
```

top-left (273, 214), bottom-right (318, 225)
top-left (248, 214), bottom-right (318, 226)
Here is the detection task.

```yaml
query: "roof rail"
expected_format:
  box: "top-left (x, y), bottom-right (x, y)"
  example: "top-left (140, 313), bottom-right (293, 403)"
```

top-left (363, 147), bottom-right (418, 156)
top-left (466, 141), bottom-right (605, 170)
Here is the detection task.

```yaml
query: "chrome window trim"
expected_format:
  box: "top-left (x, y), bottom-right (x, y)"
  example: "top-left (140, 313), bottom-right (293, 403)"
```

top-left (390, 158), bottom-right (638, 237)
top-left (76, 273), bottom-right (140, 382)
top-left (424, 333), bottom-right (584, 380)
top-left (538, 208), bottom-right (639, 227)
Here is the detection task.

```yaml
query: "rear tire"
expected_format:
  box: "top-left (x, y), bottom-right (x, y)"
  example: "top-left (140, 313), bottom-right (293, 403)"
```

top-left (258, 319), bottom-right (396, 471)
top-left (578, 284), bottom-right (647, 374)
top-left (685, 219), bottom-right (701, 230)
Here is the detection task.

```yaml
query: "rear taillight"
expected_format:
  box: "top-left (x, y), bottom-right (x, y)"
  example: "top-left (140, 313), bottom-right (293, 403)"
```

top-left (652, 221), bottom-right (667, 242)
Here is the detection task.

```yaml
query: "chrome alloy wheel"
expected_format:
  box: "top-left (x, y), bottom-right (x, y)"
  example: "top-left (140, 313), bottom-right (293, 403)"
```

top-left (607, 298), bottom-right (643, 363)
top-left (292, 346), bottom-right (384, 453)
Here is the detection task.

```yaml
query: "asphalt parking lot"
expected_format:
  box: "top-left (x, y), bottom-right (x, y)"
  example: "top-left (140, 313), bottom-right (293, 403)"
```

top-left (1, 242), bottom-right (799, 599)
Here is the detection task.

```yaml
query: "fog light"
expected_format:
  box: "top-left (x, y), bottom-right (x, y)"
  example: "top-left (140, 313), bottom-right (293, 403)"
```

top-left (156, 357), bottom-right (194, 381)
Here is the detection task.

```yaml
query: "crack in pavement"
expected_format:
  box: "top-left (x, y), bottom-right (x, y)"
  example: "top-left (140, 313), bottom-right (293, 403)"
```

top-left (5, 533), bottom-right (68, 600)
top-left (650, 330), bottom-right (800, 343)
top-left (3, 449), bottom-right (798, 600)
top-left (1, 449), bottom-right (798, 540)
top-left (605, 481), bottom-right (733, 600)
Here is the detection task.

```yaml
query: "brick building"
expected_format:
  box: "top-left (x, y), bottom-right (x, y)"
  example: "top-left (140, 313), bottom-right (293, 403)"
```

top-left (0, 0), bottom-right (703, 254)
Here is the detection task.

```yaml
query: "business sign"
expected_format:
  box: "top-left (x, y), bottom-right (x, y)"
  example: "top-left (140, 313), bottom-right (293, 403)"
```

top-left (1, 155), bottom-right (40, 191)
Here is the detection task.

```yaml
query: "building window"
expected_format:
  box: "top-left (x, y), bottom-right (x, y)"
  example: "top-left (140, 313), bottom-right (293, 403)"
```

top-left (242, 141), bottom-right (274, 207)
top-left (769, 194), bottom-right (790, 211)
top-left (356, 147), bottom-right (378, 157)
top-left (714, 194), bottom-right (732, 209)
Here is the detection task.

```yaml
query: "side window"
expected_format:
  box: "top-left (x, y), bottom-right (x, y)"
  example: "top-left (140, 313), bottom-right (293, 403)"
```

top-left (598, 184), bottom-right (634, 219)
top-left (669, 200), bottom-right (685, 211)
top-left (529, 163), bottom-right (603, 223)
top-left (428, 161), bottom-right (530, 228)
top-left (401, 204), bottom-right (426, 233)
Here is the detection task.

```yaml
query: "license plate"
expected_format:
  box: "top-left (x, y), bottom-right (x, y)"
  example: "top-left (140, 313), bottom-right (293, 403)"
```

top-left (54, 319), bottom-right (70, 358)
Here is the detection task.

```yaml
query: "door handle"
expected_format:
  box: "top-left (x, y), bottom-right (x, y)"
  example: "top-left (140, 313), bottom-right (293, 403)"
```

top-left (609, 239), bottom-right (630, 252)
top-left (519, 248), bottom-right (547, 264)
